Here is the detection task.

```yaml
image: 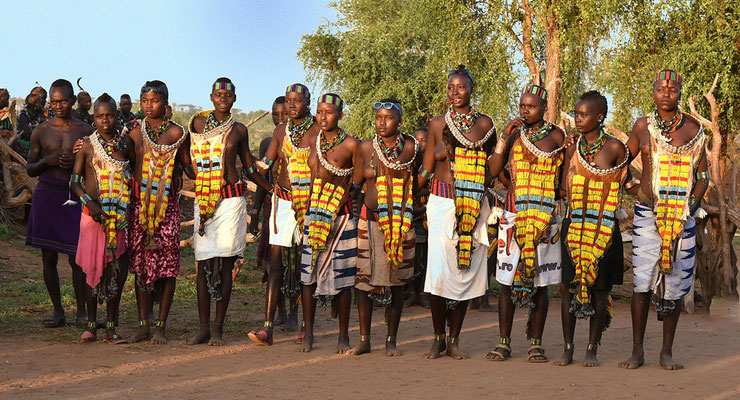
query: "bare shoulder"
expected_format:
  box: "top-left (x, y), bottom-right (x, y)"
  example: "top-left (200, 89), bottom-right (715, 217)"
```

top-left (606, 135), bottom-right (626, 158)
top-left (128, 125), bottom-right (143, 142)
top-left (632, 116), bottom-right (649, 133)
top-left (232, 121), bottom-right (248, 136)
top-left (344, 135), bottom-right (360, 151)
top-left (273, 123), bottom-right (286, 139)
top-left (477, 114), bottom-right (494, 131)
top-left (191, 114), bottom-right (207, 133)
top-left (683, 115), bottom-right (701, 134)
top-left (549, 125), bottom-right (565, 145)
top-left (358, 138), bottom-right (373, 154)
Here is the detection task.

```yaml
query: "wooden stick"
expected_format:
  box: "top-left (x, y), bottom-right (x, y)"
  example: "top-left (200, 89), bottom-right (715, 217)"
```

top-left (0, 138), bottom-right (27, 166)
top-left (245, 111), bottom-right (269, 128)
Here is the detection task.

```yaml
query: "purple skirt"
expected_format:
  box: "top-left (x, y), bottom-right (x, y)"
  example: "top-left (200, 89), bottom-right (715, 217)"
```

top-left (26, 173), bottom-right (81, 255)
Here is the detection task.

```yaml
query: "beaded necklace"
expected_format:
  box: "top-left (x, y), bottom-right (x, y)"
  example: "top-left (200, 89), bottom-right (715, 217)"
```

top-left (448, 105), bottom-right (480, 133)
top-left (578, 129), bottom-right (606, 164)
top-left (204, 111), bottom-right (232, 132)
top-left (319, 129), bottom-right (347, 155)
top-left (287, 115), bottom-right (314, 147)
top-left (144, 117), bottom-right (172, 143)
top-left (522, 121), bottom-right (553, 143)
top-left (380, 133), bottom-right (405, 161)
top-left (372, 134), bottom-right (417, 171)
top-left (653, 110), bottom-right (684, 143)
top-left (97, 130), bottom-right (125, 157)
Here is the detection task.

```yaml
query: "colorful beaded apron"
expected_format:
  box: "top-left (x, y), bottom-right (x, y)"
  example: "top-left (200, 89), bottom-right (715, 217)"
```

top-left (442, 110), bottom-right (496, 270)
top-left (372, 134), bottom-right (418, 271)
top-left (138, 118), bottom-right (187, 248)
top-left (565, 136), bottom-right (628, 317)
top-left (90, 131), bottom-right (131, 301)
top-left (188, 110), bottom-right (234, 235)
top-left (306, 131), bottom-right (353, 263)
top-left (279, 123), bottom-right (312, 241)
top-left (646, 114), bottom-right (705, 275)
top-left (509, 128), bottom-right (564, 307)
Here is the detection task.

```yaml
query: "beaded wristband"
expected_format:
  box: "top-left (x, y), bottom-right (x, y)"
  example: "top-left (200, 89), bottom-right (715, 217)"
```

top-left (79, 193), bottom-right (92, 205)
top-left (243, 164), bottom-right (257, 175)
top-left (70, 174), bottom-right (84, 184)
top-left (695, 170), bottom-right (709, 181)
top-left (418, 165), bottom-right (434, 180)
top-left (262, 156), bottom-right (274, 168)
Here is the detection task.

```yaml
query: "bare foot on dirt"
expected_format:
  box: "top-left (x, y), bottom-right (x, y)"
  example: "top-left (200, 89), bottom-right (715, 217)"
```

top-left (151, 327), bottom-right (167, 344)
top-left (209, 324), bottom-right (225, 346)
top-left (129, 326), bottom-right (150, 343)
top-left (618, 345), bottom-right (645, 369)
top-left (385, 339), bottom-right (402, 357)
top-left (659, 346), bottom-right (683, 370)
top-left (349, 338), bottom-right (371, 355)
top-left (188, 325), bottom-right (210, 345)
top-left (336, 335), bottom-right (351, 354)
top-left (424, 337), bottom-right (446, 359)
top-left (583, 347), bottom-right (600, 367)
top-left (298, 335), bottom-right (314, 352)
top-left (553, 347), bottom-right (574, 366)
top-left (284, 313), bottom-right (299, 332)
top-left (446, 340), bottom-right (468, 360)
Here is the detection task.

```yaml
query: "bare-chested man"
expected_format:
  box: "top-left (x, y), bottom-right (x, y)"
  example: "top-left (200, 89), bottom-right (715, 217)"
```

top-left (70, 93), bottom-right (132, 343)
top-left (127, 80), bottom-right (190, 344)
top-left (619, 70), bottom-right (708, 370)
top-left (187, 78), bottom-right (272, 346)
top-left (352, 98), bottom-right (419, 356)
top-left (486, 84), bottom-right (565, 363)
top-left (26, 79), bottom-right (92, 328)
top-left (249, 96), bottom-right (300, 331)
top-left (248, 83), bottom-right (319, 346)
top-left (299, 93), bottom-right (359, 353)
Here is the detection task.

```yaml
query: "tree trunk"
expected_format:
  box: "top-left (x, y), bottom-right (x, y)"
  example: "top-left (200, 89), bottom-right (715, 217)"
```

top-left (543, 9), bottom-right (561, 123)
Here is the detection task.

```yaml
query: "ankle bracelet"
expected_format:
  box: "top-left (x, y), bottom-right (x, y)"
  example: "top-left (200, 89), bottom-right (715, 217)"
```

top-left (587, 343), bottom-right (597, 351)
top-left (386, 335), bottom-right (395, 343)
top-left (434, 333), bottom-right (446, 342)
top-left (87, 321), bottom-right (98, 330)
top-left (447, 336), bottom-right (459, 345)
top-left (360, 334), bottom-right (371, 342)
top-left (565, 343), bottom-right (574, 351)
top-left (154, 320), bottom-right (166, 328)
top-left (264, 321), bottom-right (273, 328)
top-left (500, 337), bottom-right (511, 346)
top-left (139, 320), bottom-right (149, 327)
top-left (530, 338), bottom-right (542, 346)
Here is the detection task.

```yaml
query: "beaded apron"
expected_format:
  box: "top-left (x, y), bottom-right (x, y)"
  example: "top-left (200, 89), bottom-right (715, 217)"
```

top-left (188, 110), bottom-right (235, 235)
top-left (509, 130), bottom-right (564, 307)
top-left (306, 132), bottom-right (353, 263)
top-left (280, 124), bottom-right (312, 241)
top-left (646, 114), bottom-right (705, 275)
top-left (565, 137), bottom-right (628, 317)
top-left (90, 131), bottom-right (131, 301)
top-left (139, 119), bottom-right (186, 248)
top-left (371, 134), bottom-right (418, 271)
top-left (442, 111), bottom-right (496, 270)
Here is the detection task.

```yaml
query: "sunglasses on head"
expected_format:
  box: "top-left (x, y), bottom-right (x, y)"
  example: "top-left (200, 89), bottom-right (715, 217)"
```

top-left (373, 102), bottom-right (402, 115)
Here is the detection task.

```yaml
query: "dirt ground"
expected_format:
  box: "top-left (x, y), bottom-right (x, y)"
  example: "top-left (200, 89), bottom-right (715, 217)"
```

top-left (1, 233), bottom-right (740, 399)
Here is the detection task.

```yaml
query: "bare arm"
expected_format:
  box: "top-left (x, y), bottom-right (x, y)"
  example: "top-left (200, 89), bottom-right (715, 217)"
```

top-left (26, 126), bottom-right (59, 177)
top-left (239, 127), bottom-right (273, 192)
top-left (417, 121), bottom-right (439, 189)
top-left (488, 118), bottom-right (523, 179)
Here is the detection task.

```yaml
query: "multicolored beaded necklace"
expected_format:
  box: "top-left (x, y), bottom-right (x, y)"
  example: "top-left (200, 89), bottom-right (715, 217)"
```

top-left (522, 121), bottom-right (553, 143)
top-left (578, 128), bottom-right (606, 164)
top-left (204, 111), bottom-right (231, 132)
top-left (144, 117), bottom-right (172, 143)
top-left (653, 110), bottom-right (684, 142)
top-left (448, 105), bottom-right (481, 133)
top-left (287, 115), bottom-right (314, 147)
top-left (380, 133), bottom-right (405, 161)
top-left (97, 130), bottom-right (125, 157)
top-left (319, 129), bottom-right (347, 155)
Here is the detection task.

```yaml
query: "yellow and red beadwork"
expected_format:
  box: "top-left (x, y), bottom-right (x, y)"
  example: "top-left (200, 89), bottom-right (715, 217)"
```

top-left (511, 139), bottom-right (563, 304)
top-left (453, 146), bottom-right (487, 269)
top-left (192, 141), bottom-right (223, 232)
top-left (139, 153), bottom-right (175, 237)
top-left (376, 175), bottom-right (414, 269)
top-left (282, 134), bottom-right (311, 234)
top-left (90, 132), bottom-right (131, 254)
top-left (307, 179), bottom-right (345, 252)
top-left (655, 154), bottom-right (693, 274)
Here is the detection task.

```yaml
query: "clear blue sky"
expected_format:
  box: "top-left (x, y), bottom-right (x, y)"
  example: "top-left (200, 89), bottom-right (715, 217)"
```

top-left (3, 0), bottom-right (333, 112)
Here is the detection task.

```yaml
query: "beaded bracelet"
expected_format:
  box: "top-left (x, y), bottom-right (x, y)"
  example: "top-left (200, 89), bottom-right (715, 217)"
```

top-left (418, 165), bottom-right (434, 180)
top-left (70, 174), bottom-right (84, 184)
top-left (243, 165), bottom-right (257, 176)
top-left (79, 193), bottom-right (93, 205)
top-left (695, 170), bottom-right (709, 181)
top-left (261, 156), bottom-right (274, 168)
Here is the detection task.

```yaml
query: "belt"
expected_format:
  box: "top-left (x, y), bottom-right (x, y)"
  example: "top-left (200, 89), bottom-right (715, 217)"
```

top-left (429, 178), bottom-right (453, 199)
top-left (220, 182), bottom-right (244, 199)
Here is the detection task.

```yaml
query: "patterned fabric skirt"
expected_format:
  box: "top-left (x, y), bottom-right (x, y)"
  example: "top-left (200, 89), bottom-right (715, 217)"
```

top-left (128, 196), bottom-right (180, 291)
top-left (355, 212), bottom-right (415, 294)
top-left (300, 210), bottom-right (357, 296)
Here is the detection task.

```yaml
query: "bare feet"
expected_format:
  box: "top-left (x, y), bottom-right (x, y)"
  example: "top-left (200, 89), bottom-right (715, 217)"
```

top-left (43, 313), bottom-right (66, 328)
top-left (553, 346), bottom-right (574, 366)
top-left (274, 311), bottom-right (287, 327)
top-left (583, 345), bottom-right (599, 367)
top-left (209, 324), bottom-right (225, 346)
top-left (151, 326), bottom-right (167, 344)
top-left (424, 336), bottom-right (447, 359)
top-left (298, 335), bottom-right (314, 352)
top-left (284, 313), bottom-right (299, 332)
top-left (659, 346), bottom-right (683, 370)
top-left (385, 338), bottom-right (402, 357)
top-left (446, 339), bottom-right (468, 360)
top-left (618, 344), bottom-right (645, 369)
top-left (349, 336), bottom-right (371, 355)
top-left (188, 324), bottom-right (211, 345)
top-left (129, 326), bottom-right (151, 343)
top-left (337, 335), bottom-right (351, 354)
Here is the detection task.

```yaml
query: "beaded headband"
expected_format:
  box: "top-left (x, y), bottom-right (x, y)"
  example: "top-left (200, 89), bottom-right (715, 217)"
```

top-left (286, 83), bottom-right (310, 101)
top-left (0, 88), bottom-right (7, 96)
top-left (653, 69), bottom-right (682, 85)
top-left (523, 84), bottom-right (548, 101)
top-left (319, 94), bottom-right (343, 110)
top-left (27, 94), bottom-right (41, 105)
top-left (213, 82), bottom-right (235, 93)
top-left (31, 86), bottom-right (45, 96)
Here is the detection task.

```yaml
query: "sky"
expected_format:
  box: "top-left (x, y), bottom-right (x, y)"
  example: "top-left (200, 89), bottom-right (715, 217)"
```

top-left (2, 0), bottom-right (335, 112)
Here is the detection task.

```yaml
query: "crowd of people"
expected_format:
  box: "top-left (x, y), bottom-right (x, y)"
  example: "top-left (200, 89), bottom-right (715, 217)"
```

top-left (0, 66), bottom-right (707, 370)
